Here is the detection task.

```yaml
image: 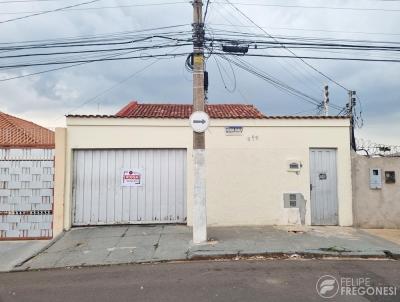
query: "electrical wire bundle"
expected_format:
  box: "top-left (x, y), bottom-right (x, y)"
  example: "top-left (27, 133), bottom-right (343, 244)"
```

top-left (0, 24), bottom-right (193, 81)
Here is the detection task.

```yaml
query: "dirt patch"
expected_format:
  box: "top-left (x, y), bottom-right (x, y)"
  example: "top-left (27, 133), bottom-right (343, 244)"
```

top-left (319, 246), bottom-right (352, 253)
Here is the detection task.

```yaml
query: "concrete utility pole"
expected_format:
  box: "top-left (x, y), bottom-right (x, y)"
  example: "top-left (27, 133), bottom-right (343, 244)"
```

top-left (348, 90), bottom-right (357, 150)
top-left (192, 0), bottom-right (207, 244)
top-left (323, 85), bottom-right (329, 116)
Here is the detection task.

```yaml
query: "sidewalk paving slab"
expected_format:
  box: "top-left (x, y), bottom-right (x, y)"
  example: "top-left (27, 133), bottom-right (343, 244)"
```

top-left (0, 240), bottom-right (51, 272)
top-left (13, 225), bottom-right (400, 271)
top-left (362, 229), bottom-right (400, 246)
top-left (153, 232), bottom-right (191, 261)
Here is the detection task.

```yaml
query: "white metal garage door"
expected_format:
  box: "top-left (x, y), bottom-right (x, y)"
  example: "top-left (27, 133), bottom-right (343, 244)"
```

top-left (72, 149), bottom-right (187, 226)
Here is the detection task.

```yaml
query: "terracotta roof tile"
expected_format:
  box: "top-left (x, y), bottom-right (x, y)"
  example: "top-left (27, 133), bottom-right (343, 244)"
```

top-left (66, 101), bottom-right (350, 120)
top-left (114, 101), bottom-right (265, 119)
top-left (0, 112), bottom-right (54, 148)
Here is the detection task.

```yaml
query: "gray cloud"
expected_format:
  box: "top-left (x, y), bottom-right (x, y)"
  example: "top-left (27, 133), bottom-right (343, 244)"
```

top-left (0, 0), bottom-right (399, 144)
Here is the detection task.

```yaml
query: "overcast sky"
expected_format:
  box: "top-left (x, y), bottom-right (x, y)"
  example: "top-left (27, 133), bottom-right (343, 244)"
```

top-left (0, 0), bottom-right (399, 144)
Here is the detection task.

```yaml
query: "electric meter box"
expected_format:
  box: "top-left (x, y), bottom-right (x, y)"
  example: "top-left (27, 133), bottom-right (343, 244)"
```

top-left (287, 160), bottom-right (302, 172)
top-left (370, 168), bottom-right (382, 189)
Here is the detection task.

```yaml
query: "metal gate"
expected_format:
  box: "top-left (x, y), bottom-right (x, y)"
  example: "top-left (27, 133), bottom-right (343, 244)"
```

top-left (310, 148), bottom-right (338, 225)
top-left (72, 149), bottom-right (187, 226)
top-left (0, 149), bottom-right (54, 239)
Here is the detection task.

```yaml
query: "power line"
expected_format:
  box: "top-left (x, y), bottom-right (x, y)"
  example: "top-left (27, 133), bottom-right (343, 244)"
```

top-left (0, 43), bottom-right (192, 59)
top-left (205, 28), bottom-right (400, 45)
top-left (0, 42), bottom-right (187, 81)
top-left (209, 22), bottom-right (400, 37)
top-left (0, 37), bottom-right (185, 70)
top-left (0, 61), bottom-right (89, 81)
top-left (0, 47), bottom-right (142, 82)
top-left (213, 55), bottom-right (236, 92)
top-left (0, 34), bottom-right (192, 52)
top-left (210, 0), bottom-right (328, 101)
top-left (0, 0), bottom-right (101, 24)
top-left (222, 0), bottom-right (350, 91)
top-left (0, 1), bottom-right (190, 15)
top-left (216, 54), bottom-right (346, 112)
top-left (56, 60), bottom-right (160, 119)
top-left (0, 0), bottom-right (79, 3)
top-left (213, 1), bottom-right (400, 12)
top-left (219, 54), bottom-right (323, 107)
top-left (206, 38), bottom-right (400, 51)
top-left (0, 24), bottom-right (190, 46)
top-left (0, 51), bottom-right (189, 69)
top-left (204, 0), bottom-right (211, 21)
top-left (214, 51), bottom-right (400, 62)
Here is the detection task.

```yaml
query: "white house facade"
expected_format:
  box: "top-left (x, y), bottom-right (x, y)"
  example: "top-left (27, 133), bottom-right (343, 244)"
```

top-left (53, 102), bottom-right (353, 236)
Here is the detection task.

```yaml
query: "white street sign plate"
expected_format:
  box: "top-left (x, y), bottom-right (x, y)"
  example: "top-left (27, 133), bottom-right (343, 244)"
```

top-left (189, 111), bottom-right (210, 133)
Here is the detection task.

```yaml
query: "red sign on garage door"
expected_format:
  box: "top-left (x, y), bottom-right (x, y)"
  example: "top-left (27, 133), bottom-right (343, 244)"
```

top-left (121, 169), bottom-right (144, 187)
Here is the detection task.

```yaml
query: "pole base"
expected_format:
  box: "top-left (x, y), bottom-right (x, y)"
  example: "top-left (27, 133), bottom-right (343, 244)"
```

top-left (193, 149), bottom-right (207, 244)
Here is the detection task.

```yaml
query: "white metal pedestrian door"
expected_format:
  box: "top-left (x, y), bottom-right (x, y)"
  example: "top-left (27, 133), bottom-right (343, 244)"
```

top-left (72, 149), bottom-right (187, 226)
top-left (310, 149), bottom-right (338, 225)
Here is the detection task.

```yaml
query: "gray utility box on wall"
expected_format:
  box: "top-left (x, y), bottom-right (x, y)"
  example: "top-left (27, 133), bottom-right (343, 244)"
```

top-left (283, 193), bottom-right (306, 225)
top-left (370, 168), bottom-right (382, 189)
top-left (284, 193), bottom-right (304, 208)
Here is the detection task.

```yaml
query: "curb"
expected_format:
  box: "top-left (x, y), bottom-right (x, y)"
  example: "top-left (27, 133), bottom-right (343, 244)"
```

top-left (187, 250), bottom-right (398, 261)
top-left (11, 249), bottom-right (399, 273)
top-left (13, 231), bottom-right (66, 270)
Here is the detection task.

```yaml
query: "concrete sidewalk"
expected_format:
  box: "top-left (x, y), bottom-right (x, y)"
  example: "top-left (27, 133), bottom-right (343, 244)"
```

top-left (0, 240), bottom-right (51, 272)
top-left (15, 225), bottom-right (400, 271)
top-left (363, 229), bottom-right (400, 246)
top-left (190, 226), bottom-right (400, 259)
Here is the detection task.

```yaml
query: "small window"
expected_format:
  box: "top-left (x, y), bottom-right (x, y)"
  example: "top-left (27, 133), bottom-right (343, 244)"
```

top-left (373, 169), bottom-right (379, 176)
top-left (289, 200), bottom-right (297, 207)
top-left (385, 171), bottom-right (396, 184)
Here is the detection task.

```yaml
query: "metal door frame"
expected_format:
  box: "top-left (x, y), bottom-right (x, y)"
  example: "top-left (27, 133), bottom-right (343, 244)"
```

top-left (309, 148), bottom-right (339, 226)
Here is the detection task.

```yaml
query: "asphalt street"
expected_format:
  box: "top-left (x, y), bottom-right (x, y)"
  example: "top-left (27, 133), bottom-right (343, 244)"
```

top-left (0, 260), bottom-right (399, 302)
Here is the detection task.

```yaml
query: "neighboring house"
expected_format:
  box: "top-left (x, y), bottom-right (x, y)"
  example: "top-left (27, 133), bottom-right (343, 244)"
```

top-left (352, 152), bottom-right (400, 228)
top-left (0, 112), bottom-right (54, 240)
top-left (54, 101), bottom-right (353, 237)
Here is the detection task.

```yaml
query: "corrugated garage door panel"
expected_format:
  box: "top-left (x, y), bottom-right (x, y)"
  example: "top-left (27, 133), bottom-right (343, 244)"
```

top-left (72, 149), bottom-right (187, 226)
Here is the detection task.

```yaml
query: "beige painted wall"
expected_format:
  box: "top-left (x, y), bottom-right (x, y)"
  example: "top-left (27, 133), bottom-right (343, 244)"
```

top-left (352, 152), bottom-right (400, 228)
top-left (53, 128), bottom-right (66, 237)
top-left (60, 117), bottom-right (352, 229)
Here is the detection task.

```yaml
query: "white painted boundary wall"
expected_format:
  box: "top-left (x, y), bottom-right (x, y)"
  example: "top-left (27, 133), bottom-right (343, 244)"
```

top-left (58, 117), bottom-right (352, 230)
